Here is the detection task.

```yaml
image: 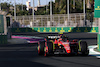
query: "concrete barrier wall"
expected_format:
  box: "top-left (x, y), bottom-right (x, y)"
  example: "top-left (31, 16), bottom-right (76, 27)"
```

top-left (11, 27), bottom-right (98, 33)
top-left (11, 28), bottom-right (35, 33)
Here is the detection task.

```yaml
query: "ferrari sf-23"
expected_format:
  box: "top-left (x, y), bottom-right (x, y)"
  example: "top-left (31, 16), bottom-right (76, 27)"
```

top-left (37, 35), bottom-right (89, 56)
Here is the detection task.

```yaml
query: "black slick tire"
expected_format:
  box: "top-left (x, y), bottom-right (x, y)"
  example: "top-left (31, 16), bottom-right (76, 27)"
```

top-left (38, 41), bottom-right (45, 55)
top-left (80, 41), bottom-right (89, 56)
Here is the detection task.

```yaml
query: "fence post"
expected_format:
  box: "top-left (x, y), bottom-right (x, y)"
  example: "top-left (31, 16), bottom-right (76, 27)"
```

top-left (75, 15), bottom-right (76, 24)
top-left (64, 16), bottom-right (65, 26)
top-left (80, 15), bottom-right (82, 27)
top-left (41, 17), bottom-right (43, 27)
top-left (58, 16), bottom-right (60, 26)
top-left (23, 16), bottom-right (24, 25)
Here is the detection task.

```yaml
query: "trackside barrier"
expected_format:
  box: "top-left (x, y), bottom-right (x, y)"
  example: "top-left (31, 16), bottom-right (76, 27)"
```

top-left (98, 34), bottom-right (100, 51)
top-left (11, 28), bottom-right (36, 33)
top-left (0, 35), bottom-right (7, 44)
top-left (11, 27), bottom-right (98, 33)
top-left (0, 11), bottom-right (7, 45)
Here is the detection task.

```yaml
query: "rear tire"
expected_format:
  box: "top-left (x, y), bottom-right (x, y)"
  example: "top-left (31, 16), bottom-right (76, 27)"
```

top-left (47, 42), bottom-right (53, 52)
top-left (38, 41), bottom-right (45, 55)
top-left (44, 42), bottom-right (53, 57)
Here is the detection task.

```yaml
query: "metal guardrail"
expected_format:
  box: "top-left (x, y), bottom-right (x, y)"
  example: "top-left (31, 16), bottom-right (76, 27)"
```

top-left (12, 13), bottom-right (98, 27)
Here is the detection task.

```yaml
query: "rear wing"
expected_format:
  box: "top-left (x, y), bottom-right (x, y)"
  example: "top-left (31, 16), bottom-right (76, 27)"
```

top-left (47, 36), bottom-right (60, 39)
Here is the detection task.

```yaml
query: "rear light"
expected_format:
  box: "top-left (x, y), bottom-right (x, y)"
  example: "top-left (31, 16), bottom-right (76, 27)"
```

top-left (73, 40), bottom-right (75, 42)
top-left (73, 40), bottom-right (78, 42)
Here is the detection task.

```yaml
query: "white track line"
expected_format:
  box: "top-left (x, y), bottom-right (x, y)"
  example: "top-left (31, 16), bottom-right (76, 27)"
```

top-left (89, 45), bottom-right (100, 58)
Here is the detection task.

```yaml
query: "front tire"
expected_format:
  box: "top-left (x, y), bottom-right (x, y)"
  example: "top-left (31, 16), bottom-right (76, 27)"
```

top-left (79, 41), bottom-right (89, 56)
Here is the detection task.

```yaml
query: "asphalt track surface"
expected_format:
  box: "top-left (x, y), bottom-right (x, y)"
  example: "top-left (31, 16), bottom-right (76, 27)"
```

top-left (13, 32), bottom-right (97, 45)
top-left (0, 33), bottom-right (99, 67)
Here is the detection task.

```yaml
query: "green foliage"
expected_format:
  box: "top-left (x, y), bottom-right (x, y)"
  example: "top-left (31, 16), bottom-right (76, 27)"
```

top-left (1, 2), bottom-right (10, 13)
top-left (1, 2), bottom-right (29, 16)
top-left (35, 0), bottom-right (78, 14)
top-left (0, 0), bottom-right (94, 16)
top-left (35, 0), bottom-right (94, 15)
top-left (35, 6), bottom-right (47, 15)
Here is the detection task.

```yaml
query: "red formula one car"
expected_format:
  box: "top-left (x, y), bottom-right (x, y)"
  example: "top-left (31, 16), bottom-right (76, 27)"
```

top-left (37, 35), bottom-right (89, 56)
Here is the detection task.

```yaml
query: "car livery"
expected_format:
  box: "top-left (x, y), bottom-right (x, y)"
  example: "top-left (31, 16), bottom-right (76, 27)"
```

top-left (37, 35), bottom-right (89, 56)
